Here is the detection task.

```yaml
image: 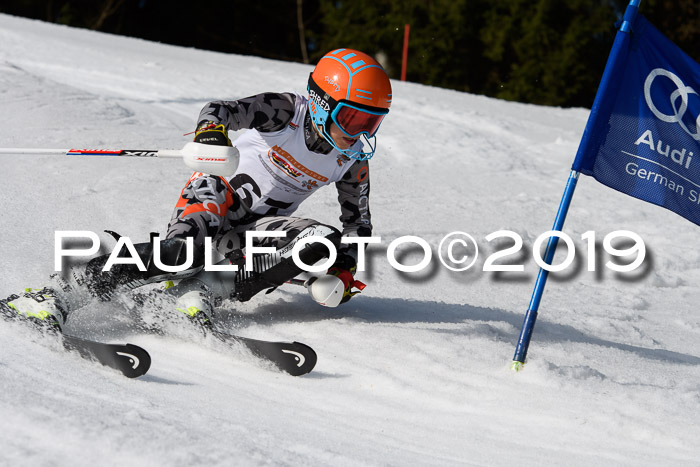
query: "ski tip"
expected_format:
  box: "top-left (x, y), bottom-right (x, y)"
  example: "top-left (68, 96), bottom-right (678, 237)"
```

top-left (511, 361), bottom-right (524, 372)
top-left (208, 330), bottom-right (317, 376)
top-left (61, 336), bottom-right (152, 378)
top-left (118, 343), bottom-right (152, 378)
top-left (281, 341), bottom-right (317, 376)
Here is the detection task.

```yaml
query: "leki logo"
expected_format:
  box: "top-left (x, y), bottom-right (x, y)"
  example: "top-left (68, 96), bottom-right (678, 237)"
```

top-left (644, 68), bottom-right (700, 141)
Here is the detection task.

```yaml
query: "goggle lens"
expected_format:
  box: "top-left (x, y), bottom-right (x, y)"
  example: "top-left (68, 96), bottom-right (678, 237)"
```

top-left (334, 104), bottom-right (387, 138)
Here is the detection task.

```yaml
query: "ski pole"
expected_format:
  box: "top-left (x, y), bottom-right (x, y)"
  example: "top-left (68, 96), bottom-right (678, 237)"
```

top-left (0, 148), bottom-right (181, 158)
top-left (286, 278), bottom-right (310, 287)
top-left (0, 143), bottom-right (240, 177)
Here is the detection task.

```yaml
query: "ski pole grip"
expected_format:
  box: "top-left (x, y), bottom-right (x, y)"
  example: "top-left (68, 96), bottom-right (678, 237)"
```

top-left (177, 142), bottom-right (240, 176)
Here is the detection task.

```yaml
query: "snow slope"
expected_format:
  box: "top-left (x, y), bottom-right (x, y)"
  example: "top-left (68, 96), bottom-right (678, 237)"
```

top-left (1, 14), bottom-right (699, 466)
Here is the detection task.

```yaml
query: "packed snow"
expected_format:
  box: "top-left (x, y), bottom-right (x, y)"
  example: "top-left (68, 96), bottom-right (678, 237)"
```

top-left (1, 13), bottom-right (699, 466)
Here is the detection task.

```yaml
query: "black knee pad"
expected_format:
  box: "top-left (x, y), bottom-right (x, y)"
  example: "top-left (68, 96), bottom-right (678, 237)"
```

top-left (235, 224), bottom-right (341, 302)
top-left (293, 224), bottom-right (341, 266)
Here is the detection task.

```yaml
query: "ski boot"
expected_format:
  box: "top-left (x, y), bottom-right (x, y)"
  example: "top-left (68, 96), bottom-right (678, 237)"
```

top-left (170, 279), bottom-right (214, 327)
top-left (3, 287), bottom-right (69, 331)
top-left (84, 234), bottom-right (204, 301)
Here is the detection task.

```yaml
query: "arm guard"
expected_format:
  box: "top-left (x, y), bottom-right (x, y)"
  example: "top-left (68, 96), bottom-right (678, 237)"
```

top-left (197, 93), bottom-right (297, 133)
top-left (334, 160), bottom-right (372, 271)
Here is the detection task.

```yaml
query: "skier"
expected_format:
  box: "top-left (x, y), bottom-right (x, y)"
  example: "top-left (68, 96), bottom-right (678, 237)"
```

top-left (2, 48), bottom-right (393, 330)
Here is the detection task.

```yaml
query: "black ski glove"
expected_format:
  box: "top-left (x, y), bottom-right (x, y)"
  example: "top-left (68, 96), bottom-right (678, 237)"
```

top-left (194, 122), bottom-right (232, 146)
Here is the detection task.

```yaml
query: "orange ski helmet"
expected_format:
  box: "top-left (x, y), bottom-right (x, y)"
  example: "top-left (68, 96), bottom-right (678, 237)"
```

top-left (308, 49), bottom-right (392, 160)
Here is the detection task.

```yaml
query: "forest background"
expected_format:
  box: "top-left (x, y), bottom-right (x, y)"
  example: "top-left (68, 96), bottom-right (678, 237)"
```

top-left (2, 0), bottom-right (698, 107)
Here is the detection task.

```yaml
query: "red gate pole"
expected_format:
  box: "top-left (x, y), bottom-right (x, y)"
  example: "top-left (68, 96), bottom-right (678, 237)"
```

top-left (401, 24), bottom-right (410, 81)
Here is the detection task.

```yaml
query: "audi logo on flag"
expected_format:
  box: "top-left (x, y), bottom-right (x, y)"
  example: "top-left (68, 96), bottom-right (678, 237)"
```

top-left (644, 68), bottom-right (700, 141)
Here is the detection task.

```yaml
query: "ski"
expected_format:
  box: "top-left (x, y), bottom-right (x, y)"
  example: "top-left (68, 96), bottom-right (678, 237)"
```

top-left (209, 328), bottom-right (317, 376)
top-left (125, 291), bottom-right (316, 376)
top-left (62, 335), bottom-right (151, 378)
top-left (1, 298), bottom-right (151, 378)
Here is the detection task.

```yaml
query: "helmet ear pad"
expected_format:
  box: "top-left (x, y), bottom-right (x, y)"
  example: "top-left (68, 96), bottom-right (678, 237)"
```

top-left (307, 75), bottom-right (338, 143)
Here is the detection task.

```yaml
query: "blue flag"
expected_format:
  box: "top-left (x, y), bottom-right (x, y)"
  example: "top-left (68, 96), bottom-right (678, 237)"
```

top-left (572, 15), bottom-right (700, 226)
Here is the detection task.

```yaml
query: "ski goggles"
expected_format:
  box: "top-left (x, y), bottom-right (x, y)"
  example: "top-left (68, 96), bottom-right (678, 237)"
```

top-left (331, 102), bottom-right (388, 139)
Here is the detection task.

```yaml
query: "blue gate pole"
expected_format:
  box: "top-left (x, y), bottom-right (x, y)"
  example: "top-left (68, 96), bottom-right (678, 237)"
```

top-left (511, 170), bottom-right (579, 370)
top-left (511, 0), bottom-right (642, 371)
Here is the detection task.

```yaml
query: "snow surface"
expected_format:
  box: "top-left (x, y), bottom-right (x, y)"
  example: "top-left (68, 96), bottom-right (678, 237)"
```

top-left (1, 13), bottom-right (699, 466)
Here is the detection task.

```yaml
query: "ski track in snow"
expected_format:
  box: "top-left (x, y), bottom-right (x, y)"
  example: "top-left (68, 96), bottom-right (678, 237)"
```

top-left (1, 14), bottom-right (699, 466)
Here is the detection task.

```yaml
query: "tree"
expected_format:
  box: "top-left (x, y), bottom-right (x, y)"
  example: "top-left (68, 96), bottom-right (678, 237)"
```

top-left (315, 0), bottom-right (491, 93)
top-left (480, 0), bottom-right (619, 107)
top-left (643, 0), bottom-right (700, 62)
top-left (2, 0), bottom-right (700, 107)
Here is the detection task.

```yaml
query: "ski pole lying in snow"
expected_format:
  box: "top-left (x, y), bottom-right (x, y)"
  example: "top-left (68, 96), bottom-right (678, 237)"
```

top-left (0, 142), bottom-right (240, 177)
